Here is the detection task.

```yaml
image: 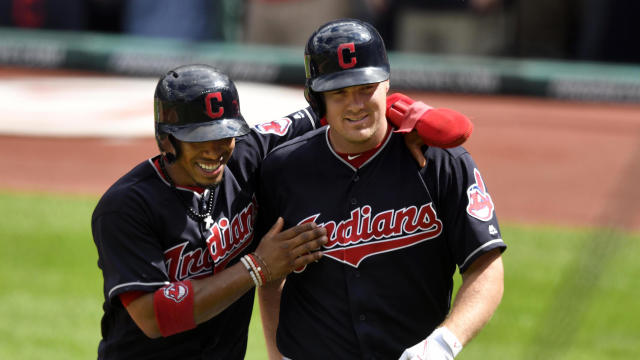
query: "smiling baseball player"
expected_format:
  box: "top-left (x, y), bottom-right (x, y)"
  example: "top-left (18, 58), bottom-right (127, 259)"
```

top-left (257, 19), bottom-right (506, 360)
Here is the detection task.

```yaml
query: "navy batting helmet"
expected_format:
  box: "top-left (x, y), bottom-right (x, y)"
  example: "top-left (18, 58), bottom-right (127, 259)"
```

top-left (154, 64), bottom-right (250, 143)
top-left (304, 18), bottom-right (390, 117)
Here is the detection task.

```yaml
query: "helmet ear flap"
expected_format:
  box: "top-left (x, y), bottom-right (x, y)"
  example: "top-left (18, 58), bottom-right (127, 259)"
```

top-left (157, 133), bottom-right (180, 163)
top-left (304, 82), bottom-right (325, 119)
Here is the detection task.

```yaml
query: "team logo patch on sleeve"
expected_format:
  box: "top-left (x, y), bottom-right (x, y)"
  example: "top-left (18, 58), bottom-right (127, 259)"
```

top-left (254, 118), bottom-right (292, 136)
top-left (466, 168), bottom-right (495, 221)
top-left (163, 283), bottom-right (189, 303)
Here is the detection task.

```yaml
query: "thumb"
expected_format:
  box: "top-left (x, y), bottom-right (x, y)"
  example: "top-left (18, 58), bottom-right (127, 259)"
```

top-left (404, 131), bottom-right (427, 168)
top-left (265, 217), bottom-right (284, 237)
top-left (412, 147), bottom-right (427, 168)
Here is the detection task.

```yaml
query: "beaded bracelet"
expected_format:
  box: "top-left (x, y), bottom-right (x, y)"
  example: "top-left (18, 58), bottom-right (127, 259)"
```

top-left (240, 256), bottom-right (261, 287)
top-left (252, 252), bottom-right (272, 282)
top-left (246, 254), bottom-right (267, 285)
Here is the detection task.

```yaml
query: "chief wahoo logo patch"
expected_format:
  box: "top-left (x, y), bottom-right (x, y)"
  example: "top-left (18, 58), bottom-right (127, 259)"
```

top-left (254, 118), bottom-right (292, 136)
top-left (466, 168), bottom-right (494, 221)
top-left (163, 283), bottom-right (189, 303)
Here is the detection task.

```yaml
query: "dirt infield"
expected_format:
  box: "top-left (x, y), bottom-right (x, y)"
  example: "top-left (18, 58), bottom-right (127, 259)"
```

top-left (1, 70), bottom-right (639, 230)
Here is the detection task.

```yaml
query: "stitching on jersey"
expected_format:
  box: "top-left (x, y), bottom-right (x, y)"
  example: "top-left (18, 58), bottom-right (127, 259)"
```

top-left (324, 127), bottom-right (356, 171)
top-left (460, 239), bottom-right (504, 270)
top-left (324, 127), bottom-right (395, 171)
top-left (302, 107), bottom-right (316, 129)
top-left (360, 130), bottom-right (394, 168)
top-left (108, 281), bottom-right (169, 299)
top-left (148, 158), bottom-right (204, 198)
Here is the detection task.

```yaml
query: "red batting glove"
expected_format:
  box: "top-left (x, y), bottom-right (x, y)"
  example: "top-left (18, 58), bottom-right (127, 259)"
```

top-left (386, 93), bottom-right (473, 148)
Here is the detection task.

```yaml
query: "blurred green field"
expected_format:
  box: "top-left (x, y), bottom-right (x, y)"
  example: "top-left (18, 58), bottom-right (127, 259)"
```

top-left (1, 191), bottom-right (638, 359)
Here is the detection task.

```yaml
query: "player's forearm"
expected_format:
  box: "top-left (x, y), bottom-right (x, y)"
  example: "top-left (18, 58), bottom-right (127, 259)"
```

top-left (125, 263), bottom-right (255, 338)
top-left (442, 249), bottom-right (504, 345)
top-left (258, 279), bottom-right (285, 360)
top-left (191, 262), bottom-right (257, 323)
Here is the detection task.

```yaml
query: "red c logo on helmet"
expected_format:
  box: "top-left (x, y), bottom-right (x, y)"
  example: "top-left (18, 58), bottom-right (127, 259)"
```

top-left (205, 92), bottom-right (224, 119)
top-left (337, 43), bottom-right (357, 69)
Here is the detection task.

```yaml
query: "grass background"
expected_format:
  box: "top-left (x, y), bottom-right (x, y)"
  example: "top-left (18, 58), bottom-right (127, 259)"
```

top-left (1, 191), bottom-right (638, 359)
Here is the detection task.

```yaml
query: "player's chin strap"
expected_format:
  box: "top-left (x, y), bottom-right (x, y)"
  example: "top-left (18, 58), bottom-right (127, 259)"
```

top-left (398, 327), bottom-right (463, 360)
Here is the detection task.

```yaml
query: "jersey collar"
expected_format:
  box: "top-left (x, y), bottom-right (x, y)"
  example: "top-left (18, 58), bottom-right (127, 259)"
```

top-left (151, 156), bottom-right (206, 194)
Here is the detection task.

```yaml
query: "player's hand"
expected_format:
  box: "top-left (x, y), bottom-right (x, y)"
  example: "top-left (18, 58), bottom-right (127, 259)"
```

top-left (403, 130), bottom-right (427, 168)
top-left (386, 93), bottom-right (473, 148)
top-left (255, 217), bottom-right (327, 281)
top-left (398, 327), bottom-right (463, 360)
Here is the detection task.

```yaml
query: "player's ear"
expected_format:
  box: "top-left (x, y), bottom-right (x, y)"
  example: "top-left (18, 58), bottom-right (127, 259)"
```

top-left (158, 134), bottom-right (178, 163)
top-left (381, 80), bottom-right (390, 94)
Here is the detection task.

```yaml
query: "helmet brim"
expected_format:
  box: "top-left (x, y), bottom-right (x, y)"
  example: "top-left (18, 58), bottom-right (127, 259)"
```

top-left (158, 118), bottom-right (251, 142)
top-left (310, 66), bottom-right (390, 93)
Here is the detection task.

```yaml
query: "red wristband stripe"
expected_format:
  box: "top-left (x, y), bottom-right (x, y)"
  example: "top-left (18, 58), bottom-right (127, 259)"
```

top-left (153, 280), bottom-right (196, 337)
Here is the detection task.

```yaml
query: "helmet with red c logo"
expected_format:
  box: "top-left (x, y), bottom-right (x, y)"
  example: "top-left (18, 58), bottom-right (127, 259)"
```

top-left (304, 18), bottom-right (390, 117)
top-left (154, 64), bottom-right (250, 143)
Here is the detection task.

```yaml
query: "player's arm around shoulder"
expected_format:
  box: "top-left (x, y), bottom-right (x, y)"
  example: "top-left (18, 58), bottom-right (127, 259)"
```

top-left (386, 92), bottom-right (474, 168)
top-left (250, 106), bottom-right (321, 156)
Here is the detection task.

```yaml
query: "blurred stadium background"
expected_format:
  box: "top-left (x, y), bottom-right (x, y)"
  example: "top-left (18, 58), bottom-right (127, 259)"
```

top-left (0, 0), bottom-right (639, 359)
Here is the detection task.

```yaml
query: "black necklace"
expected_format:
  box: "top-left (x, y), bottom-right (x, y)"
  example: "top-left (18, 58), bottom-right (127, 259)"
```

top-left (160, 156), bottom-right (218, 229)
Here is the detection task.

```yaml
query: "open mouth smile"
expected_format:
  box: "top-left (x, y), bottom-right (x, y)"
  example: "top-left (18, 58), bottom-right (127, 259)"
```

top-left (197, 161), bottom-right (223, 176)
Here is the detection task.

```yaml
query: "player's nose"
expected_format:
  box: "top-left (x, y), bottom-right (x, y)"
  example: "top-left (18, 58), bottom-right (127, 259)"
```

top-left (201, 137), bottom-right (234, 159)
top-left (345, 90), bottom-right (366, 110)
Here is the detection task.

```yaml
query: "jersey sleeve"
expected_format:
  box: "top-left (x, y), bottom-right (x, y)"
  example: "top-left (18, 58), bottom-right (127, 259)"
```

top-left (239, 107), bottom-right (321, 159)
top-left (228, 106), bottom-right (320, 190)
top-left (249, 106), bottom-right (320, 157)
top-left (92, 207), bottom-right (169, 303)
top-left (422, 147), bottom-right (506, 273)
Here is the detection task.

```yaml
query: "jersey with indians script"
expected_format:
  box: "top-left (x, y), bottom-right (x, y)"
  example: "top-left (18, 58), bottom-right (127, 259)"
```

top-left (257, 127), bottom-right (506, 360)
top-left (91, 108), bottom-right (319, 360)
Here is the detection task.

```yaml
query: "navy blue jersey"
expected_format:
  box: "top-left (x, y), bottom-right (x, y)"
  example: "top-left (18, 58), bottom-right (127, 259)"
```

top-left (257, 127), bottom-right (506, 360)
top-left (92, 108), bottom-right (319, 360)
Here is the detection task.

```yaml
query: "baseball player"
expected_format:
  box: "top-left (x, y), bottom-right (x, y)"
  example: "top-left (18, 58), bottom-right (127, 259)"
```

top-left (91, 64), bottom-right (473, 359)
top-left (257, 19), bottom-right (506, 360)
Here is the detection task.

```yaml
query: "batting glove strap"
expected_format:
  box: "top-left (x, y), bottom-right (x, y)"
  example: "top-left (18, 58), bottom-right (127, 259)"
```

top-left (399, 327), bottom-right (463, 360)
top-left (435, 327), bottom-right (463, 357)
